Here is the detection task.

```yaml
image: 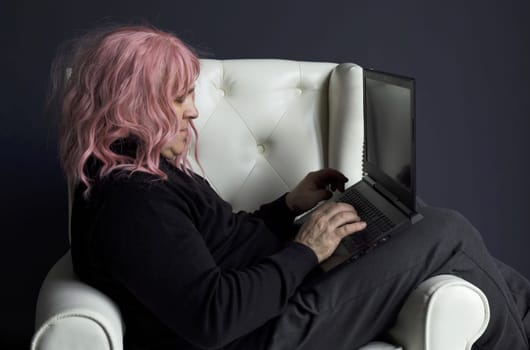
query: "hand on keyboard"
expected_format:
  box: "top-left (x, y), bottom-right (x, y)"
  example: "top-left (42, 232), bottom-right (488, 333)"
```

top-left (286, 169), bottom-right (348, 215)
top-left (293, 202), bottom-right (367, 263)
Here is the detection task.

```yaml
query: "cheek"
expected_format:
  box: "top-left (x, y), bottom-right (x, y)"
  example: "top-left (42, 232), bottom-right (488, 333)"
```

top-left (172, 134), bottom-right (186, 149)
top-left (163, 136), bottom-right (180, 151)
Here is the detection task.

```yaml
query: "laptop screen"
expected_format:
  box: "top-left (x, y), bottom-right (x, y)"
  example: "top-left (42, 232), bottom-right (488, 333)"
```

top-left (363, 69), bottom-right (416, 210)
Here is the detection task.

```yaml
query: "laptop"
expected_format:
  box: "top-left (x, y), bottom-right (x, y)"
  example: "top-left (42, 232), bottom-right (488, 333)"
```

top-left (296, 68), bottom-right (423, 273)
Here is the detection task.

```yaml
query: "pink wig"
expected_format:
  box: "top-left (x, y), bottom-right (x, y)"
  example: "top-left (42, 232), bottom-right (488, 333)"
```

top-left (51, 25), bottom-right (201, 197)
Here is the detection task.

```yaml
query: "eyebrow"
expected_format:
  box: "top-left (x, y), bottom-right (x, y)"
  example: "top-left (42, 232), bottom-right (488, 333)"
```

top-left (175, 87), bottom-right (195, 101)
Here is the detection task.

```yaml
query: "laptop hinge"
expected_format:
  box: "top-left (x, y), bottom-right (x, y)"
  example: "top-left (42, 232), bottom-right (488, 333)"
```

top-left (365, 176), bottom-right (416, 219)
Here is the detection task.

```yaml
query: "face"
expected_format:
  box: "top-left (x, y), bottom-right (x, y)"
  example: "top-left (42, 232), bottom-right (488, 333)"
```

top-left (161, 86), bottom-right (198, 160)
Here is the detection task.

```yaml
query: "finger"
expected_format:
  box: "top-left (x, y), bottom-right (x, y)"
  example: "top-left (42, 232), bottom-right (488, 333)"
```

top-left (308, 201), bottom-right (346, 221)
top-left (337, 178), bottom-right (347, 192)
top-left (337, 221), bottom-right (367, 238)
top-left (312, 200), bottom-right (340, 214)
top-left (329, 180), bottom-right (346, 193)
top-left (313, 168), bottom-right (348, 188)
top-left (311, 189), bottom-right (333, 202)
top-left (326, 178), bottom-right (349, 194)
top-left (329, 211), bottom-right (361, 228)
top-left (318, 202), bottom-right (358, 218)
top-left (328, 170), bottom-right (348, 192)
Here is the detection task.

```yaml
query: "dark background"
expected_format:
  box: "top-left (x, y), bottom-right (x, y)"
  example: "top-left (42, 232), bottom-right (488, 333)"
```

top-left (6, 0), bottom-right (530, 347)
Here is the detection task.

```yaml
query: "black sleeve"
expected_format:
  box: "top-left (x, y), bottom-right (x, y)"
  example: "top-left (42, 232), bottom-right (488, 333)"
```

top-left (94, 182), bottom-right (318, 349)
top-left (250, 193), bottom-right (299, 241)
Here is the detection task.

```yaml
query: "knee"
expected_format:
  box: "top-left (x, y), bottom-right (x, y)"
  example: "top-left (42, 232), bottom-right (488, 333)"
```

top-left (440, 208), bottom-right (485, 248)
top-left (421, 206), bottom-right (485, 248)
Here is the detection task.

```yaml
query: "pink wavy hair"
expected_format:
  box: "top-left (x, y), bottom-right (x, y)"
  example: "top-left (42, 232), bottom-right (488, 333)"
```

top-left (50, 25), bottom-right (201, 197)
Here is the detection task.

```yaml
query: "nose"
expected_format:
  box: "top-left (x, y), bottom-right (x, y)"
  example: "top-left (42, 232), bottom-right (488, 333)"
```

top-left (183, 101), bottom-right (199, 120)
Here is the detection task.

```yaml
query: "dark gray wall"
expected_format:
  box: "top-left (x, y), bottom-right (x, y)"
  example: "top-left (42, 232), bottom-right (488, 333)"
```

top-left (5, 0), bottom-right (530, 347)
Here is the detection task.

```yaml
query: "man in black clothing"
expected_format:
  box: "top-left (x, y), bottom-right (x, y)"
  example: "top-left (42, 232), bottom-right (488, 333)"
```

top-left (53, 25), bottom-right (529, 349)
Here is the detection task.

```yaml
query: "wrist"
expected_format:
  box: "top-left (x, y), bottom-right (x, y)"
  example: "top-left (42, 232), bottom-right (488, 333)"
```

top-left (285, 192), bottom-right (299, 214)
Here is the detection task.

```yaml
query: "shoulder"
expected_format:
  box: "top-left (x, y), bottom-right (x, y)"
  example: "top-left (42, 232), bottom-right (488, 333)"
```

top-left (73, 170), bottom-right (190, 229)
top-left (76, 158), bottom-right (211, 215)
top-left (92, 169), bottom-right (166, 197)
top-left (101, 167), bottom-right (210, 209)
top-left (73, 168), bottom-right (170, 212)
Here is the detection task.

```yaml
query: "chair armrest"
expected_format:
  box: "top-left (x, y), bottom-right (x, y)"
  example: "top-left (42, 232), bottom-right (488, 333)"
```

top-left (386, 274), bottom-right (490, 350)
top-left (358, 341), bottom-right (402, 350)
top-left (328, 62), bottom-right (364, 185)
top-left (31, 251), bottom-right (124, 350)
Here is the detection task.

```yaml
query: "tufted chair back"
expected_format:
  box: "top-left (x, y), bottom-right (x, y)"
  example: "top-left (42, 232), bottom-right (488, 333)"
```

top-left (190, 59), bottom-right (364, 211)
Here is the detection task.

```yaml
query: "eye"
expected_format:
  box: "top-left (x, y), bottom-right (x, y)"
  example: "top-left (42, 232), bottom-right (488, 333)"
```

top-left (174, 87), bottom-right (195, 104)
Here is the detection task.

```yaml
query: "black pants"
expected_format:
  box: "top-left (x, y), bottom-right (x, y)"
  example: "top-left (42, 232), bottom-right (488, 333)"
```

top-left (236, 200), bottom-right (530, 350)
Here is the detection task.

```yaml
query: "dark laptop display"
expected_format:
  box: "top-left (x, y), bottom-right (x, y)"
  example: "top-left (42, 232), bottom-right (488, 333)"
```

top-left (315, 68), bottom-right (423, 272)
top-left (364, 70), bottom-right (416, 212)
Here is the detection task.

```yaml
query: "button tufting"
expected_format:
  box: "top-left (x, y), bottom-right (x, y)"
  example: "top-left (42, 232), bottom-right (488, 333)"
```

top-left (219, 89), bottom-right (225, 96)
top-left (256, 144), bottom-right (266, 154)
top-left (295, 88), bottom-right (302, 94)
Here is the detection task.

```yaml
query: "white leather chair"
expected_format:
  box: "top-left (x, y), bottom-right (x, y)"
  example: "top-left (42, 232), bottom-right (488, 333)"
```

top-left (32, 59), bottom-right (490, 350)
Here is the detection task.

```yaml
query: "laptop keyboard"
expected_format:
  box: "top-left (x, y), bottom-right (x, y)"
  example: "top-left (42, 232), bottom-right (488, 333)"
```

top-left (338, 189), bottom-right (395, 250)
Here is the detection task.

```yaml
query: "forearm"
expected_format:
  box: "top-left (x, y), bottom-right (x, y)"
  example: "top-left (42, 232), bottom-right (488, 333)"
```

top-left (173, 242), bottom-right (318, 348)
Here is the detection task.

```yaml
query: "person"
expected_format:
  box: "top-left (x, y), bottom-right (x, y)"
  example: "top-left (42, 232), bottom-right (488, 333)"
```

top-left (48, 24), bottom-right (530, 350)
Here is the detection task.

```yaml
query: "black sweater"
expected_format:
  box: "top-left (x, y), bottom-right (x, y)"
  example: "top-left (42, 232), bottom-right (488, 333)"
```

top-left (71, 156), bottom-right (319, 350)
